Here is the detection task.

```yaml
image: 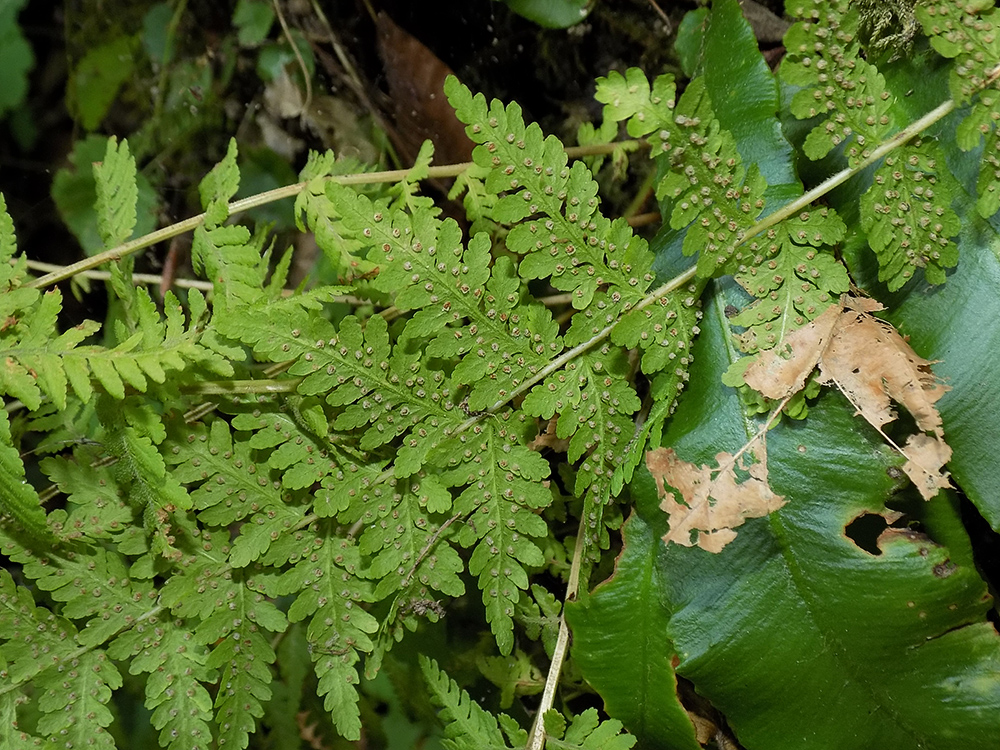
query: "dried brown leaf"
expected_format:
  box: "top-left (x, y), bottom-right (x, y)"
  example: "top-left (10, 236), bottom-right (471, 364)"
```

top-left (376, 13), bottom-right (474, 167)
top-left (902, 433), bottom-right (953, 500)
top-left (742, 295), bottom-right (952, 499)
top-left (743, 299), bottom-right (842, 400)
top-left (647, 445), bottom-right (785, 553)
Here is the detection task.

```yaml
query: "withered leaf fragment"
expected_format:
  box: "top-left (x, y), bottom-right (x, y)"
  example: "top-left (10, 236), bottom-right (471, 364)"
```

top-left (647, 445), bottom-right (785, 553)
top-left (742, 296), bottom-right (951, 499)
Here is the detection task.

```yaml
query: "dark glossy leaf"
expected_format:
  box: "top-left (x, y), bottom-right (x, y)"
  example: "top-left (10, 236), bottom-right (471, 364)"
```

top-left (833, 55), bottom-right (1000, 529)
top-left (566, 511), bottom-right (701, 750)
top-left (702, 0), bottom-right (800, 208)
top-left (630, 283), bottom-right (1000, 749)
top-left (499, 0), bottom-right (593, 29)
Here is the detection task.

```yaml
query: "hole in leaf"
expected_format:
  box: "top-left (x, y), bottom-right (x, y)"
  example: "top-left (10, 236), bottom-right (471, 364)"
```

top-left (844, 512), bottom-right (891, 555)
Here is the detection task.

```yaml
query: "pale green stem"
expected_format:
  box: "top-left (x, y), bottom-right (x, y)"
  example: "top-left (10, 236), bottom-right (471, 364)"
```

top-left (527, 509), bottom-right (587, 750)
top-left (25, 142), bottom-right (638, 290)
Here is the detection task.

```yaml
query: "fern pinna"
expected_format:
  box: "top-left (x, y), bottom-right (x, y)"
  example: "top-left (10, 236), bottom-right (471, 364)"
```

top-left (3, 0), bottom-right (1000, 745)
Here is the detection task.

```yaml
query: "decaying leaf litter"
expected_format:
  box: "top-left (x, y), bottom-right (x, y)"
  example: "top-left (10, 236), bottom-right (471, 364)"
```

top-left (650, 296), bottom-right (952, 552)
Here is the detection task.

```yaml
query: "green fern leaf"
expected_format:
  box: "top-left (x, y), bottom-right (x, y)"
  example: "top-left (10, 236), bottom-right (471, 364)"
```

top-left (108, 614), bottom-right (214, 750)
top-left (226, 395), bottom-right (385, 518)
top-left (782, 0), bottom-right (895, 165)
top-left (859, 142), bottom-right (960, 289)
top-left (35, 650), bottom-right (122, 750)
top-left (598, 71), bottom-right (769, 280)
top-left (327, 182), bottom-right (561, 414)
top-left (199, 138), bottom-right (241, 227)
top-left (160, 560), bottom-right (285, 750)
top-left (4, 532), bottom-right (155, 647)
top-left (40, 456), bottom-right (131, 540)
top-left (93, 136), bottom-right (138, 249)
top-left (281, 530), bottom-right (378, 741)
top-left (358, 472), bottom-right (464, 601)
top-left (730, 207), bottom-right (850, 350)
top-left (0, 568), bottom-right (78, 688)
top-left (294, 149), bottom-right (378, 280)
top-left (917, 0), bottom-right (1000, 218)
top-left (420, 655), bottom-right (512, 750)
top-left (594, 67), bottom-right (676, 138)
top-left (433, 415), bottom-right (550, 654)
top-left (168, 419), bottom-right (307, 567)
top-left (0, 410), bottom-right (52, 542)
top-left (201, 578), bottom-right (284, 750)
top-left (446, 76), bottom-right (660, 312)
top-left (544, 707), bottom-right (636, 750)
top-left (97, 398), bottom-right (192, 560)
top-left (448, 162), bottom-right (500, 235)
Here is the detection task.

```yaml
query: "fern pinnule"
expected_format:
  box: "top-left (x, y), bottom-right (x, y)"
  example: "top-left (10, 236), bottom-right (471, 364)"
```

top-left (294, 150), bottom-right (377, 280)
top-left (328, 180), bottom-right (562, 414)
top-left (108, 615), bottom-right (214, 750)
top-left (279, 530), bottom-right (377, 741)
top-left (445, 76), bottom-right (657, 313)
top-left (40, 455), bottom-right (132, 541)
top-left (917, 0), bottom-right (1000, 219)
top-left (358, 472), bottom-right (464, 601)
top-left (432, 413), bottom-right (551, 654)
top-left (420, 655), bottom-right (512, 750)
top-left (157, 554), bottom-right (286, 750)
top-left (1, 528), bottom-right (155, 648)
top-left (0, 568), bottom-right (78, 689)
top-left (168, 419), bottom-right (307, 567)
top-left (781, 0), bottom-right (962, 288)
top-left (859, 141), bottom-right (960, 289)
top-left (93, 136), bottom-right (139, 250)
top-left (36, 649), bottom-right (122, 750)
top-left (730, 208), bottom-right (850, 351)
top-left (781, 0), bottom-right (895, 165)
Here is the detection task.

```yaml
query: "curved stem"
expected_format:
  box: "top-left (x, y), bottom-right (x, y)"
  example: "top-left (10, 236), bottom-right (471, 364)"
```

top-left (527, 508), bottom-right (587, 750)
top-left (25, 142), bottom-right (638, 290)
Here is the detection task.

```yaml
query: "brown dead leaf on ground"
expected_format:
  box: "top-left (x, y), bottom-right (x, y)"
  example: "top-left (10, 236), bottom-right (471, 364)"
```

top-left (647, 444), bottom-right (785, 552)
top-left (742, 296), bottom-right (951, 499)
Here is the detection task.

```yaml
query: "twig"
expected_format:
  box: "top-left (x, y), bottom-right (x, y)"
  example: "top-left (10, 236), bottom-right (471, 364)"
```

top-left (272, 0), bottom-right (313, 116)
top-left (646, 0), bottom-right (673, 34)
top-left (526, 509), bottom-right (587, 750)
top-left (400, 512), bottom-right (463, 591)
top-left (25, 142), bottom-right (638, 290)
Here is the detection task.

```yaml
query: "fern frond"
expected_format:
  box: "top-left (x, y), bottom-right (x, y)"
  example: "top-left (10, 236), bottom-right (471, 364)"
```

top-left (279, 530), bottom-right (378, 741)
top-left (108, 614), bottom-right (214, 750)
top-left (420, 655), bottom-right (512, 750)
top-left (160, 561), bottom-right (286, 750)
top-left (357, 472), bottom-right (464, 601)
top-left (0, 567), bottom-right (79, 693)
top-left (859, 141), bottom-right (960, 289)
top-left (781, 0), bottom-right (962, 287)
top-left (93, 136), bottom-right (138, 249)
top-left (445, 76), bottom-right (659, 312)
top-left (226, 395), bottom-right (386, 518)
top-left (917, 0), bottom-right (1000, 218)
top-left (168, 419), bottom-right (307, 567)
top-left (782, 0), bottom-right (895, 165)
top-left (35, 649), bottom-right (122, 750)
top-left (1, 286), bottom-right (230, 412)
top-left (730, 207), bottom-right (850, 351)
top-left (433, 414), bottom-right (550, 654)
top-left (0, 409), bottom-right (52, 542)
top-left (328, 182), bottom-right (561, 414)
top-left (0, 541), bottom-right (129, 750)
top-left (543, 707), bottom-right (636, 750)
top-left (3, 532), bottom-right (156, 647)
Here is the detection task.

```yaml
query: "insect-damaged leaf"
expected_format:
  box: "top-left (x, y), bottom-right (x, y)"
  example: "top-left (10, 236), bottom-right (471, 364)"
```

top-left (646, 444), bottom-right (785, 552)
top-left (742, 296), bottom-right (951, 499)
